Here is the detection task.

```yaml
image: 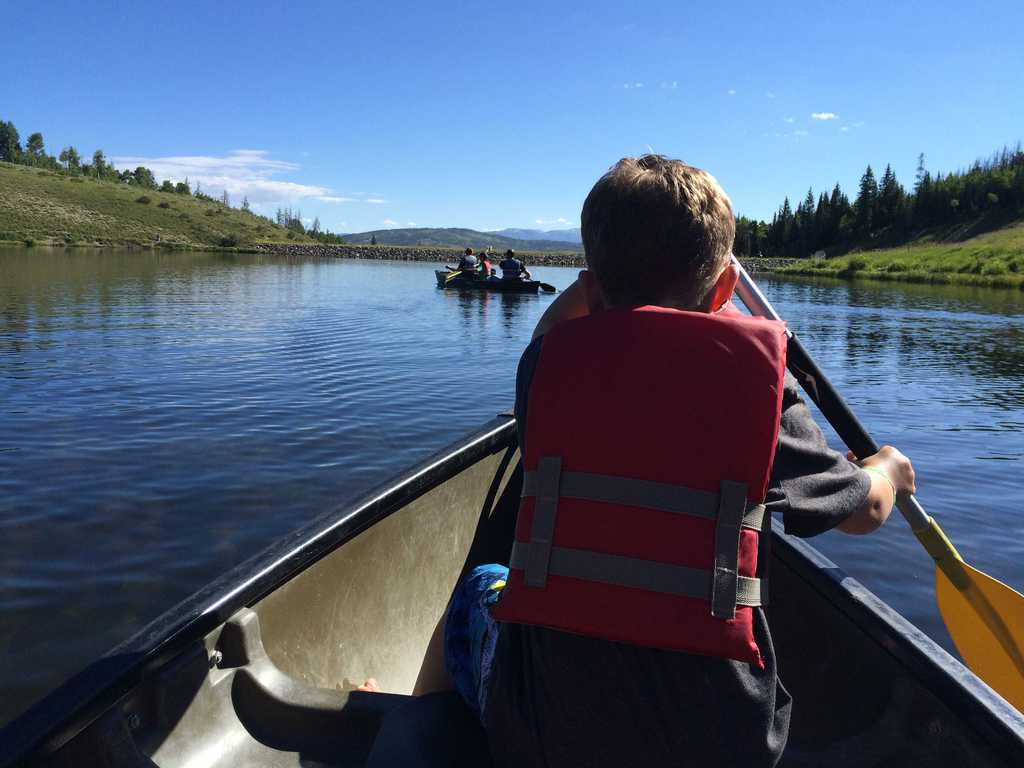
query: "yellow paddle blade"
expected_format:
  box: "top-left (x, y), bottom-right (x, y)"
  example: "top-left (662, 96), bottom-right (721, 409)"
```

top-left (937, 560), bottom-right (1024, 711)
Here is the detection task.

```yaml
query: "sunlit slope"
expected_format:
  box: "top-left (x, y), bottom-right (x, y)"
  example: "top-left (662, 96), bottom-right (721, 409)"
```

top-left (779, 223), bottom-right (1024, 288)
top-left (0, 162), bottom-right (309, 248)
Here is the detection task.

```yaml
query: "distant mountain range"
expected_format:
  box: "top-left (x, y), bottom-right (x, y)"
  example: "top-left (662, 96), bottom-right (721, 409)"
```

top-left (488, 227), bottom-right (582, 244)
top-left (341, 226), bottom-right (582, 251)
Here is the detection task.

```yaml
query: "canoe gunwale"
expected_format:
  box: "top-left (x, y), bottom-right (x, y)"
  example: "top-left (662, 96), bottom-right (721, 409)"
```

top-left (0, 416), bottom-right (518, 767)
top-left (4, 414), bottom-right (1024, 765)
top-left (774, 532), bottom-right (1024, 760)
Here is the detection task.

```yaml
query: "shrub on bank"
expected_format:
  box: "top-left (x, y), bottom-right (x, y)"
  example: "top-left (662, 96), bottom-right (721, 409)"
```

top-left (135, 195), bottom-right (151, 205)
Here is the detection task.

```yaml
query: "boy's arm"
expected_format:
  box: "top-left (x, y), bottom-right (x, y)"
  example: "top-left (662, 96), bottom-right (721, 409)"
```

top-left (767, 375), bottom-right (914, 537)
top-left (838, 445), bottom-right (915, 534)
top-left (531, 276), bottom-right (589, 339)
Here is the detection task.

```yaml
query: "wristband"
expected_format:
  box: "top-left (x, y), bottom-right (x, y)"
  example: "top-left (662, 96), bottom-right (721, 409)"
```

top-left (862, 466), bottom-right (897, 502)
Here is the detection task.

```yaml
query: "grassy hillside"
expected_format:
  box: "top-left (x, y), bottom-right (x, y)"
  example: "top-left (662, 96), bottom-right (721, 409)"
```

top-left (778, 222), bottom-right (1024, 288)
top-left (342, 226), bottom-right (581, 252)
top-left (0, 162), bottom-right (311, 248)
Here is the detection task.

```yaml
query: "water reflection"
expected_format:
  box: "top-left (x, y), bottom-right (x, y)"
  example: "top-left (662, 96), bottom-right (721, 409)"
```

top-left (438, 287), bottom-right (542, 344)
top-left (760, 273), bottom-right (1024, 657)
top-left (1, 251), bottom-right (1022, 725)
top-left (762, 275), bottom-right (1024, 412)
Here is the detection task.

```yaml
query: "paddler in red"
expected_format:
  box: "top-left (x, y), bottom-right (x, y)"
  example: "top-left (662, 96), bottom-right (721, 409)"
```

top-left (414, 155), bottom-right (917, 768)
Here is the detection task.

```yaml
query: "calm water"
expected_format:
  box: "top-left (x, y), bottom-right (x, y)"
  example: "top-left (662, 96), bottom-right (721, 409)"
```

top-left (2, 249), bottom-right (1023, 725)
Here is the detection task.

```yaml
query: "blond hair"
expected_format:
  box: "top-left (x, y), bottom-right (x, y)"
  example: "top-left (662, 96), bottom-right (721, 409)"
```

top-left (581, 155), bottom-right (735, 308)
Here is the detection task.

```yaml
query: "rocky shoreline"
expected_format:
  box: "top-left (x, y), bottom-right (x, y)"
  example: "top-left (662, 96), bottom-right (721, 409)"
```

top-left (252, 243), bottom-right (796, 272)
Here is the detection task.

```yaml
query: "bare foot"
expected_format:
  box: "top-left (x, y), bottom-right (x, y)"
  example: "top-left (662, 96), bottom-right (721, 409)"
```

top-left (356, 677), bottom-right (380, 692)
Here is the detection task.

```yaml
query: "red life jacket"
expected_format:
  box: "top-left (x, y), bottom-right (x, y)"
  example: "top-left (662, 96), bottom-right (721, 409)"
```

top-left (491, 306), bottom-right (787, 667)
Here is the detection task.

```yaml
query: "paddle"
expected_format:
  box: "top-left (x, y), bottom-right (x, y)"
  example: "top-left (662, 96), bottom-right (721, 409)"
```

top-left (731, 256), bottom-right (1024, 711)
top-left (539, 282), bottom-right (557, 293)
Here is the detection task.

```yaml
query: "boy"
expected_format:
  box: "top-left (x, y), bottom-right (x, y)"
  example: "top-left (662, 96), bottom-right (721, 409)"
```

top-left (418, 155), bottom-right (915, 767)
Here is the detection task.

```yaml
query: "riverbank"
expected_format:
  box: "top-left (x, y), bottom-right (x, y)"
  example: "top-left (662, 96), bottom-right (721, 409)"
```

top-left (252, 243), bottom-right (798, 272)
top-left (0, 161), bottom-right (311, 249)
top-left (778, 223), bottom-right (1024, 289)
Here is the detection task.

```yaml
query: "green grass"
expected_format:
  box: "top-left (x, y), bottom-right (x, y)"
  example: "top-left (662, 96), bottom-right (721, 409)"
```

top-left (778, 223), bottom-right (1024, 289)
top-left (0, 162), bottom-right (312, 248)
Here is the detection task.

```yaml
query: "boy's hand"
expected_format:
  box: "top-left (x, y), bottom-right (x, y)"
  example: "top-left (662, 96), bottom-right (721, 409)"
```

top-left (839, 446), bottom-right (915, 535)
top-left (847, 446), bottom-right (917, 498)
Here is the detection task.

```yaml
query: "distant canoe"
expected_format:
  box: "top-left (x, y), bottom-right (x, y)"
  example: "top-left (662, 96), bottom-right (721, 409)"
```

top-left (435, 269), bottom-right (541, 294)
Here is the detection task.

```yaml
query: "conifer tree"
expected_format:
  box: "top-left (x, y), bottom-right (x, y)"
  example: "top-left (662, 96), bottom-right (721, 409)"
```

top-left (0, 121), bottom-right (21, 162)
top-left (26, 132), bottom-right (44, 162)
top-left (877, 164), bottom-right (903, 229)
top-left (854, 165), bottom-right (878, 234)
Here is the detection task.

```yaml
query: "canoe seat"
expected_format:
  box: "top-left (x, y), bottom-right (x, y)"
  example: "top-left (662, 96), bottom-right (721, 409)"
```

top-left (168, 607), bottom-right (491, 768)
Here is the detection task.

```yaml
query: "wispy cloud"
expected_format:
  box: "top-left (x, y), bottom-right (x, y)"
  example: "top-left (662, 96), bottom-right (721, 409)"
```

top-left (381, 219), bottom-right (398, 226)
top-left (727, 88), bottom-right (736, 96)
top-left (793, 129), bottom-right (809, 137)
top-left (765, 91), bottom-right (776, 99)
top-left (660, 80), bottom-right (678, 90)
top-left (111, 149), bottom-right (383, 210)
top-left (366, 198), bottom-right (386, 204)
top-left (811, 112), bottom-right (838, 120)
top-left (853, 120), bottom-right (865, 128)
top-left (535, 217), bottom-right (570, 227)
top-left (783, 116), bottom-right (795, 124)
top-left (623, 81), bottom-right (645, 89)
top-left (840, 126), bottom-right (850, 132)
top-left (406, 221), bottom-right (417, 226)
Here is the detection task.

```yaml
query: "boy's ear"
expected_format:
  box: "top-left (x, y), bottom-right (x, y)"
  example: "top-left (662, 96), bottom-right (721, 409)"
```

top-left (579, 270), bottom-right (606, 314)
top-left (702, 262), bottom-right (739, 313)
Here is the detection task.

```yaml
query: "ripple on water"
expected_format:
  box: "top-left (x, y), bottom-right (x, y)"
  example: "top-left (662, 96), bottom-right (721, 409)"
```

top-left (0, 254), bottom-right (1022, 725)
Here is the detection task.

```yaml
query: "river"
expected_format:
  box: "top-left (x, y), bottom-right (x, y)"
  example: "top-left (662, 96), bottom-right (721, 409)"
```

top-left (1, 248), bottom-right (1022, 726)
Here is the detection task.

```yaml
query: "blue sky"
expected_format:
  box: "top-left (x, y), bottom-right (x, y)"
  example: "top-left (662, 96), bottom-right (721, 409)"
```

top-left (3, 1), bottom-right (1022, 233)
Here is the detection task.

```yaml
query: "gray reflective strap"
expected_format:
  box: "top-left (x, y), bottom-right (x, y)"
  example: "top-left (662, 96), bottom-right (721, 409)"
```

top-left (710, 480), bottom-right (748, 619)
top-left (509, 542), bottom-right (762, 606)
top-left (523, 456), bottom-right (562, 588)
top-left (742, 504), bottom-right (766, 532)
top-left (521, 471), bottom-right (766, 531)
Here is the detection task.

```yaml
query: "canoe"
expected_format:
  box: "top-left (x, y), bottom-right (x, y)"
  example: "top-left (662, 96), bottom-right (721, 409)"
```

top-left (434, 269), bottom-right (541, 294)
top-left (3, 415), bottom-right (1023, 767)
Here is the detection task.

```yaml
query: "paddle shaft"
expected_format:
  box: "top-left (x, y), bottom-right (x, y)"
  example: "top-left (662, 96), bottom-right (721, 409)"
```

top-left (731, 258), bottom-right (930, 531)
top-left (733, 257), bottom-right (1024, 698)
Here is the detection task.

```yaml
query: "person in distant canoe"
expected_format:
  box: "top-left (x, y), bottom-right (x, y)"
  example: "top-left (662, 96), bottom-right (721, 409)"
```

top-left (499, 249), bottom-right (531, 281)
top-left (457, 247), bottom-right (479, 274)
top-left (410, 155), bottom-right (916, 768)
top-left (478, 252), bottom-right (493, 278)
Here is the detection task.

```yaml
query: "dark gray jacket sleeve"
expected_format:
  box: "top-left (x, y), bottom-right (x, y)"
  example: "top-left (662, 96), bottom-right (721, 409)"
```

top-left (766, 373), bottom-right (871, 537)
